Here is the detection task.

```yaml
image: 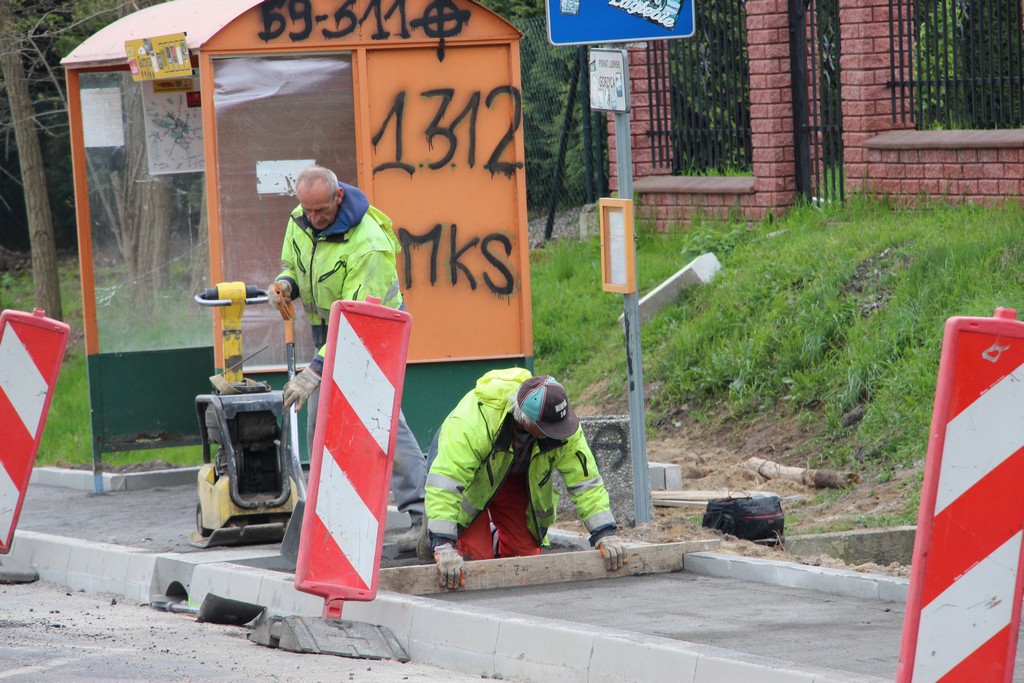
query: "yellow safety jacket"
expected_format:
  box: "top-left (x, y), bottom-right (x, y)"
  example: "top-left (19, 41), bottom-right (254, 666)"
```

top-left (425, 368), bottom-right (617, 548)
top-left (276, 182), bottom-right (402, 371)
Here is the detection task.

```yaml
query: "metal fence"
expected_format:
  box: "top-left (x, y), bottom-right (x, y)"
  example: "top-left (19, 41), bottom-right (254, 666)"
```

top-left (516, 17), bottom-right (608, 238)
top-left (646, 0), bottom-right (753, 175)
top-left (801, 0), bottom-right (845, 203)
top-left (888, 0), bottom-right (1024, 128)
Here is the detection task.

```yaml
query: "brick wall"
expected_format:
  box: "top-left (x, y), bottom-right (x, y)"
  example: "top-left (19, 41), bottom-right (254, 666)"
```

top-left (614, 0), bottom-right (1024, 231)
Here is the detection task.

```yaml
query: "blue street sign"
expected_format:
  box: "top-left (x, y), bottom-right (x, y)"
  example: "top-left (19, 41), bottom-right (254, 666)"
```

top-left (546, 0), bottom-right (695, 46)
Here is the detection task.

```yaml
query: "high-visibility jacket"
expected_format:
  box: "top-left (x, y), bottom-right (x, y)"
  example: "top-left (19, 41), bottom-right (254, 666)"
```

top-left (425, 368), bottom-right (617, 548)
top-left (276, 182), bottom-right (402, 371)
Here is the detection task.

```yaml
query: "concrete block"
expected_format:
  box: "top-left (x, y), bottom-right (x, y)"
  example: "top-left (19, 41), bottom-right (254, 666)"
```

top-left (554, 415), bottom-right (641, 527)
top-left (407, 601), bottom-right (499, 675)
top-left (189, 561), bottom-right (265, 606)
top-left (494, 616), bottom-right (593, 683)
top-left (619, 252), bottom-right (721, 327)
top-left (579, 203), bottom-right (598, 240)
top-left (725, 555), bottom-right (781, 585)
top-left (254, 571), bottom-right (322, 617)
top-left (346, 592), bottom-right (419, 640)
top-left (7, 531), bottom-right (72, 580)
top-left (589, 632), bottom-right (699, 683)
top-left (825, 570), bottom-right (883, 601)
top-left (66, 541), bottom-right (139, 595)
top-left (649, 462), bottom-right (682, 490)
top-left (79, 544), bottom-right (148, 599)
top-left (30, 466), bottom-right (200, 493)
top-left (30, 467), bottom-right (95, 492)
top-left (773, 563), bottom-right (836, 595)
top-left (877, 577), bottom-right (909, 604)
top-left (694, 653), bottom-right (816, 683)
top-left (683, 552), bottom-right (734, 579)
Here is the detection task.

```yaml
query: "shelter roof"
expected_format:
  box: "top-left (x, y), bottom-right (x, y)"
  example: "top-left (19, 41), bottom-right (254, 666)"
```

top-left (62, 0), bottom-right (262, 69)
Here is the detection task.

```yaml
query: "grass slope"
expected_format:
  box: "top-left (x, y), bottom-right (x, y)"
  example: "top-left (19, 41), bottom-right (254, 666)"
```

top-left (531, 197), bottom-right (1024, 499)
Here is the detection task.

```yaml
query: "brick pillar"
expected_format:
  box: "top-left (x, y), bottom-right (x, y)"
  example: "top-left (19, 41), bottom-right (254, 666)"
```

top-left (608, 44), bottom-right (674, 193)
top-left (745, 0), bottom-right (797, 216)
top-left (839, 0), bottom-right (914, 192)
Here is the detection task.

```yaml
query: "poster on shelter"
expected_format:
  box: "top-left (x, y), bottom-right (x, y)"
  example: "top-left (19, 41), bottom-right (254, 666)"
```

top-left (141, 79), bottom-right (204, 175)
top-left (80, 88), bottom-right (124, 148)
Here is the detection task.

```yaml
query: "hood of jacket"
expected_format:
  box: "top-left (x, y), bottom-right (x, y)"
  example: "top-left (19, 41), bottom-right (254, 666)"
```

top-left (471, 367), bottom-right (532, 413)
top-left (318, 181), bottom-right (369, 238)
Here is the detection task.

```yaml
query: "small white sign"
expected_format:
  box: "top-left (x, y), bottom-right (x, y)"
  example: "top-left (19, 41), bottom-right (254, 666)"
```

top-left (589, 48), bottom-right (629, 113)
top-left (608, 209), bottom-right (627, 286)
top-left (256, 159), bottom-right (317, 195)
top-left (80, 88), bottom-right (125, 148)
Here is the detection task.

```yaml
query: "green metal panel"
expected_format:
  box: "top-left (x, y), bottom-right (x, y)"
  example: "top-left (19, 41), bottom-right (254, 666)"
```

top-left (88, 347), bottom-right (214, 457)
top-left (88, 350), bottom-right (531, 462)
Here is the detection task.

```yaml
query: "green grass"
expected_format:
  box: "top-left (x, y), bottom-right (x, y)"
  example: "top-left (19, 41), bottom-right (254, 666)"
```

top-left (530, 196), bottom-right (1024, 528)
top-left (3, 259), bottom-right (201, 468)
top-left (11, 197), bottom-right (1024, 495)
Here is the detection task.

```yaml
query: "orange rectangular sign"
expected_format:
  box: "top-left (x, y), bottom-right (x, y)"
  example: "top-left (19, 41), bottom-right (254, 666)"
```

top-left (365, 46), bottom-right (531, 362)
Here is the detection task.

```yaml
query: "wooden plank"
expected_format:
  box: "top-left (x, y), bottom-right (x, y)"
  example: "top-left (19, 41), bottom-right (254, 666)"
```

top-left (376, 539), bottom-right (720, 596)
top-left (653, 499), bottom-right (714, 508)
top-left (651, 490), bottom-right (780, 502)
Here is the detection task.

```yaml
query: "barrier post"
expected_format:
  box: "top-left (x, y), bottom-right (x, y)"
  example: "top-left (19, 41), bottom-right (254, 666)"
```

top-left (293, 298), bottom-right (412, 620)
top-left (898, 307), bottom-right (1024, 682)
top-left (0, 309), bottom-right (70, 554)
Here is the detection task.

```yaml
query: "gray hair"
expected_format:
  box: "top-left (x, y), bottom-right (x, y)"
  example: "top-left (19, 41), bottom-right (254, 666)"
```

top-left (296, 166), bottom-right (338, 194)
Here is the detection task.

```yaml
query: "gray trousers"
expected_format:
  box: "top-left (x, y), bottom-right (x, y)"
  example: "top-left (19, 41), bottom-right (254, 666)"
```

top-left (307, 385), bottom-right (426, 519)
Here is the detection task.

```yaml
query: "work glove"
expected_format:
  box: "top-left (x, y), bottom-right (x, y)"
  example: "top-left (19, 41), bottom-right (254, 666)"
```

top-left (595, 535), bottom-right (628, 571)
top-left (282, 366), bottom-right (321, 412)
top-left (433, 542), bottom-right (465, 590)
top-left (267, 280), bottom-right (292, 315)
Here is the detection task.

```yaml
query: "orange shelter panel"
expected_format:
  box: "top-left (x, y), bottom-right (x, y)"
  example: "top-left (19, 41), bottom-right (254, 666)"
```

top-left (208, 0), bottom-right (520, 52)
top-left (364, 46), bottom-right (528, 362)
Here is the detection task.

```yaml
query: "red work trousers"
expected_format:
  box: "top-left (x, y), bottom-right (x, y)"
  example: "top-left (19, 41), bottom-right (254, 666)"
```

top-left (455, 472), bottom-right (543, 560)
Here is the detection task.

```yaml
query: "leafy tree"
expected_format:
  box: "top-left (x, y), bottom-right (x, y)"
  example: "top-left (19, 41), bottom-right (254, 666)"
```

top-left (0, 0), bottom-right (65, 318)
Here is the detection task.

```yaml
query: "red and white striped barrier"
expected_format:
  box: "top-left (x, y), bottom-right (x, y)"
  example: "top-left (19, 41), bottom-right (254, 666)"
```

top-left (898, 307), bottom-right (1024, 682)
top-left (294, 298), bottom-right (411, 619)
top-left (0, 309), bottom-right (70, 554)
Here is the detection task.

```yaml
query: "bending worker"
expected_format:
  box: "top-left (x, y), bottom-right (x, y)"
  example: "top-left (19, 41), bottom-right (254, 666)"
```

top-left (424, 367), bottom-right (628, 590)
top-left (268, 165), bottom-right (426, 542)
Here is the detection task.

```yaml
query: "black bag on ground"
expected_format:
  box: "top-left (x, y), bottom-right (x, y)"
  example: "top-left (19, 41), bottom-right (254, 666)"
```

top-left (702, 496), bottom-right (785, 545)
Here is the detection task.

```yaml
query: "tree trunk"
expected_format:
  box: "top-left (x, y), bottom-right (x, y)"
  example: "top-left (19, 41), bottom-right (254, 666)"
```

top-left (742, 456), bottom-right (861, 488)
top-left (0, 2), bottom-right (62, 320)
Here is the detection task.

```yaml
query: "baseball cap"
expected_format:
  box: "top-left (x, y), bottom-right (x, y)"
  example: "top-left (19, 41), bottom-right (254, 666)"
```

top-left (516, 375), bottom-right (580, 440)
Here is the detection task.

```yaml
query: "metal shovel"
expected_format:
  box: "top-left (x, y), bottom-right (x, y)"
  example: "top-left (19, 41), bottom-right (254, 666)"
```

top-left (279, 297), bottom-right (306, 566)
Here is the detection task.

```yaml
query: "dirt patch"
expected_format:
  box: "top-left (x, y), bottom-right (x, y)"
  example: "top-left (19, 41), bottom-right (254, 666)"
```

top-left (561, 401), bottom-right (918, 577)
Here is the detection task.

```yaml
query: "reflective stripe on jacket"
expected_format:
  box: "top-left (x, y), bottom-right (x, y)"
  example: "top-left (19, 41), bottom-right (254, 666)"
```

top-left (425, 368), bottom-right (616, 547)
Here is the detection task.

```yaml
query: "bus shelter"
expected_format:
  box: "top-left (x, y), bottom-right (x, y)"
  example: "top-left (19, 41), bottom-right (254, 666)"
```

top-left (61, 0), bottom-right (532, 479)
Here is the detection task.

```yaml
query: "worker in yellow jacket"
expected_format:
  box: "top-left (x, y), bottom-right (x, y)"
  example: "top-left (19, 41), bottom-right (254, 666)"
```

top-left (268, 165), bottom-right (426, 542)
top-left (424, 367), bottom-right (627, 590)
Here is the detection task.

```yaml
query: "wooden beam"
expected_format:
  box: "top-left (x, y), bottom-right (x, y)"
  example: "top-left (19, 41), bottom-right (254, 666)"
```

top-left (377, 539), bottom-right (720, 596)
top-left (651, 490), bottom-right (781, 501)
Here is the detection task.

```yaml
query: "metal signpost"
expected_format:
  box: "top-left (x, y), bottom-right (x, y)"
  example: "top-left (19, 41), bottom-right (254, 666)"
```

top-left (590, 48), bottom-right (652, 524)
top-left (545, 0), bottom-right (696, 525)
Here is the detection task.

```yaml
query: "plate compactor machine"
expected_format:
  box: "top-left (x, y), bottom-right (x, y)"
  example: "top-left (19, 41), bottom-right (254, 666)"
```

top-left (188, 282), bottom-right (301, 549)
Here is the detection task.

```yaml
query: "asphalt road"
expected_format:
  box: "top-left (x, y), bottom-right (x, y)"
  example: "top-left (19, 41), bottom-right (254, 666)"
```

top-left (16, 479), bottom-right (1024, 682)
top-left (0, 579), bottom-right (508, 683)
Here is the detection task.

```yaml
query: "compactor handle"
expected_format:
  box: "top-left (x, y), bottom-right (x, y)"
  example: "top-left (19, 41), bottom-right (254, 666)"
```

top-left (195, 284), bottom-right (268, 306)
